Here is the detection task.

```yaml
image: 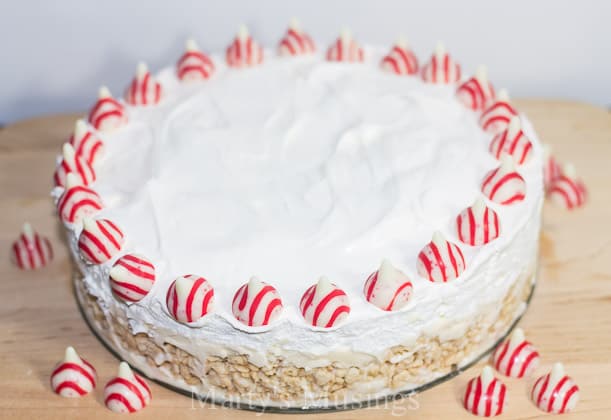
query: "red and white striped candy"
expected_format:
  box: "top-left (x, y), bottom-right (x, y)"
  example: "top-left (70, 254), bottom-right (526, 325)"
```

top-left (456, 65), bottom-right (496, 111)
top-left (57, 174), bottom-right (103, 225)
top-left (11, 223), bottom-right (53, 270)
top-left (226, 25), bottom-right (264, 68)
top-left (417, 231), bottom-right (466, 283)
top-left (166, 274), bottom-right (215, 323)
top-left (547, 164), bottom-right (587, 210)
top-left (232, 277), bottom-right (283, 327)
top-left (278, 19), bottom-right (315, 56)
top-left (78, 218), bottom-right (124, 264)
top-left (493, 328), bottom-right (540, 378)
top-left (489, 116), bottom-right (533, 165)
top-left (87, 86), bottom-right (127, 132)
top-left (481, 155), bottom-right (526, 205)
top-left (109, 254), bottom-right (156, 303)
top-left (531, 363), bottom-right (579, 414)
top-left (125, 62), bottom-right (162, 106)
top-left (363, 259), bottom-right (413, 311)
top-left (53, 143), bottom-right (96, 188)
top-left (326, 29), bottom-right (364, 62)
top-left (300, 277), bottom-right (350, 328)
top-left (463, 366), bottom-right (507, 417)
top-left (50, 346), bottom-right (97, 398)
top-left (176, 39), bottom-right (215, 81)
top-left (380, 37), bottom-right (419, 76)
top-left (543, 144), bottom-right (562, 190)
top-left (456, 197), bottom-right (501, 246)
top-left (104, 362), bottom-right (151, 414)
top-left (479, 89), bottom-right (518, 134)
top-left (421, 42), bottom-right (461, 84)
top-left (69, 119), bottom-right (104, 167)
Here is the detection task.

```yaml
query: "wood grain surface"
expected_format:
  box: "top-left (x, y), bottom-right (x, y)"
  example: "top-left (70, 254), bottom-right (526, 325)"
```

top-left (1, 100), bottom-right (610, 419)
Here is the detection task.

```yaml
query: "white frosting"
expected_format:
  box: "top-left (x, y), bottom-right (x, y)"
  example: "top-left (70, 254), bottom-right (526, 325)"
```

top-left (58, 47), bottom-right (544, 367)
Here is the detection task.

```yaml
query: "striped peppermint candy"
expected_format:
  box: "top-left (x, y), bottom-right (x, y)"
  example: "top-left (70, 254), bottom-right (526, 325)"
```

top-left (278, 19), bottom-right (315, 56)
top-left (50, 346), bottom-right (97, 398)
top-left (481, 154), bottom-right (526, 205)
top-left (226, 25), bottom-right (264, 68)
top-left (300, 277), bottom-right (350, 328)
top-left (456, 197), bottom-right (501, 246)
top-left (56, 174), bottom-right (103, 225)
top-left (463, 366), bottom-right (507, 417)
top-left (166, 274), bottom-right (215, 323)
top-left (456, 65), bottom-right (496, 112)
top-left (380, 37), bottom-right (419, 76)
top-left (232, 277), bottom-right (283, 327)
top-left (125, 62), bottom-right (162, 106)
top-left (493, 328), bottom-right (540, 378)
top-left (421, 42), bottom-right (461, 84)
top-left (479, 89), bottom-right (518, 134)
top-left (69, 119), bottom-right (104, 167)
top-left (53, 143), bottom-right (96, 188)
top-left (176, 39), bottom-right (215, 81)
top-left (531, 363), bottom-right (579, 414)
top-left (543, 144), bottom-right (562, 190)
top-left (109, 254), bottom-right (156, 302)
top-left (326, 29), bottom-right (364, 62)
top-left (104, 362), bottom-right (151, 414)
top-left (78, 218), bottom-right (124, 264)
top-left (363, 259), bottom-right (413, 311)
top-left (417, 231), bottom-right (466, 283)
top-left (489, 116), bottom-right (533, 165)
top-left (11, 223), bottom-right (53, 270)
top-left (87, 86), bottom-right (127, 132)
top-left (547, 164), bottom-right (587, 210)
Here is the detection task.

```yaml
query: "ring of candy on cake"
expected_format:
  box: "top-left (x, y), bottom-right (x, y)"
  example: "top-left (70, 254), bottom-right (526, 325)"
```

top-left (11, 223), bottom-right (53, 270)
top-left (531, 363), bottom-right (579, 414)
top-left (492, 327), bottom-right (540, 378)
top-left (50, 346), bottom-right (96, 397)
top-left (54, 24), bottom-right (548, 409)
top-left (104, 362), bottom-right (151, 414)
top-left (463, 366), bottom-right (507, 417)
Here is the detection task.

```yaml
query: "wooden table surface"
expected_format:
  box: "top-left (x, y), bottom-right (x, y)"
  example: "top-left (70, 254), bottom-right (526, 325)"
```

top-left (1, 100), bottom-right (610, 419)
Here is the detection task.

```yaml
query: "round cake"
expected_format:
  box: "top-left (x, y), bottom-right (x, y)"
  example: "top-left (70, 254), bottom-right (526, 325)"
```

top-left (52, 25), bottom-right (543, 409)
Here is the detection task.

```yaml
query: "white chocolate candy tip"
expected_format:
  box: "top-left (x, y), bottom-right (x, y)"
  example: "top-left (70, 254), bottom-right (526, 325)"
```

top-left (65, 172), bottom-right (80, 189)
top-left (98, 86), bottom-right (111, 98)
top-left (475, 65), bottom-right (488, 82)
top-left (137, 61), bottom-right (148, 77)
top-left (289, 17), bottom-right (301, 30)
top-left (74, 119), bottom-right (87, 135)
top-left (185, 38), bottom-right (198, 51)
top-left (117, 361), bottom-right (134, 379)
top-left (563, 163), bottom-right (577, 178)
top-left (499, 153), bottom-right (515, 172)
top-left (497, 88), bottom-right (509, 101)
top-left (82, 217), bottom-right (96, 231)
top-left (237, 24), bottom-right (249, 39)
top-left (550, 362), bottom-right (565, 381)
top-left (64, 346), bottom-right (80, 363)
top-left (378, 258), bottom-right (394, 278)
top-left (508, 115), bottom-right (521, 132)
top-left (22, 222), bottom-right (34, 239)
top-left (431, 230), bottom-right (446, 247)
top-left (472, 196), bottom-right (487, 216)
top-left (435, 41), bottom-right (446, 57)
top-left (62, 142), bottom-right (75, 160)
top-left (315, 276), bottom-right (334, 293)
top-left (481, 365), bottom-right (494, 384)
top-left (174, 275), bottom-right (191, 297)
top-left (396, 35), bottom-right (408, 48)
top-left (510, 327), bottom-right (525, 343)
top-left (340, 27), bottom-right (352, 42)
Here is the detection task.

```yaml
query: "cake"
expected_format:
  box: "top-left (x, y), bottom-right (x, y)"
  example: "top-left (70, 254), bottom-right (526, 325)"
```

top-left (52, 24), bottom-right (543, 410)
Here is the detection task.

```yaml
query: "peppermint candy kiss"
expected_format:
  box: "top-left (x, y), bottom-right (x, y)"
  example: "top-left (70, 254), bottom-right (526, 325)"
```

top-left (417, 231), bottom-right (466, 283)
top-left (489, 116), bottom-right (533, 165)
top-left (326, 29), bottom-right (364, 62)
top-left (547, 163), bottom-right (587, 210)
top-left (300, 277), bottom-right (350, 328)
top-left (11, 223), bottom-right (53, 270)
top-left (456, 65), bottom-right (496, 112)
top-left (463, 366), bottom-right (507, 417)
top-left (456, 197), bottom-right (501, 246)
top-left (110, 254), bottom-right (156, 303)
top-left (380, 36), bottom-right (419, 76)
top-left (125, 62), bottom-right (163, 106)
top-left (176, 39), bottom-right (215, 81)
top-left (278, 18), bottom-right (315, 56)
top-left (87, 86), bottom-right (127, 132)
top-left (363, 259), bottom-right (413, 311)
top-left (481, 154), bottom-right (526, 205)
top-left (50, 346), bottom-right (97, 398)
top-left (56, 174), bottom-right (103, 225)
top-left (493, 328), bottom-right (540, 378)
top-left (421, 42), bottom-right (461, 84)
top-left (531, 363), bottom-right (579, 414)
top-left (543, 144), bottom-right (562, 191)
top-left (69, 119), bottom-right (104, 168)
top-left (232, 277), bottom-right (283, 327)
top-left (104, 362), bottom-right (152, 414)
top-left (479, 89), bottom-right (518, 134)
top-left (53, 143), bottom-right (96, 188)
top-left (166, 274), bottom-right (215, 323)
top-left (78, 217), bottom-right (125, 264)
top-left (226, 25), bottom-right (264, 68)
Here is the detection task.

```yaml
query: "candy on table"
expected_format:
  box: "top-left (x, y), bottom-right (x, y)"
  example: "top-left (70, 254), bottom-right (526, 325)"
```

top-left (531, 362), bottom-right (579, 414)
top-left (489, 116), bottom-right (533, 165)
top-left (326, 29), bottom-right (364, 62)
top-left (492, 328), bottom-right (540, 378)
top-left (104, 361), bottom-right (152, 414)
top-left (69, 119), bottom-right (104, 167)
top-left (109, 253), bottom-right (156, 303)
top-left (278, 18), bottom-right (315, 56)
top-left (463, 366), bottom-right (507, 417)
top-left (176, 39), bottom-right (215, 81)
top-left (87, 86), bottom-right (127, 132)
top-left (481, 154), bottom-right (526, 205)
top-left (421, 41), bottom-right (461, 84)
top-left (479, 89), bottom-right (518, 134)
top-left (50, 346), bottom-right (96, 397)
top-left (300, 277), bottom-right (350, 328)
top-left (125, 62), bottom-right (163, 106)
top-left (53, 143), bottom-right (96, 188)
top-left (547, 163), bottom-right (587, 210)
top-left (456, 65), bottom-right (496, 111)
top-left (417, 231), bottom-right (466, 283)
top-left (456, 197), bottom-right (500, 246)
top-left (363, 259), bottom-right (413, 311)
top-left (78, 217), bottom-right (125, 264)
top-left (226, 25), bottom-right (264, 67)
top-left (166, 274), bottom-right (215, 323)
top-left (56, 173), bottom-right (103, 225)
top-left (232, 277), bottom-right (283, 327)
top-left (543, 144), bottom-right (562, 190)
top-left (380, 36), bottom-right (419, 75)
top-left (11, 223), bottom-right (53, 270)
